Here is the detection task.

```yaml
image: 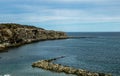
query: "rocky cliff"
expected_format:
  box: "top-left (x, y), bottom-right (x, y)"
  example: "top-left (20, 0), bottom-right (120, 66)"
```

top-left (0, 23), bottom-right (68, 51)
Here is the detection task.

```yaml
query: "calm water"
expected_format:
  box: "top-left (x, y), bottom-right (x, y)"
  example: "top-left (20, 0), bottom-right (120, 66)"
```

top-left (0, 32), bottom-right (120, 76)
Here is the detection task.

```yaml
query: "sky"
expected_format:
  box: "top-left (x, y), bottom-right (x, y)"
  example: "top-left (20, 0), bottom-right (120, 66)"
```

top-left (0, 0), bottom-right (120, 32)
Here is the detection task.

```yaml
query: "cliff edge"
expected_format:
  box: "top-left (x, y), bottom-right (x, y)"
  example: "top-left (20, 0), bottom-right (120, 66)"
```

top-left (0, 23), bottom-right (68, 51)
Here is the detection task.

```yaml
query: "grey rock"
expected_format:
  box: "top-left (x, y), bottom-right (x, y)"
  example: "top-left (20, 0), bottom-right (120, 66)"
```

top-left (32, 57), bottom-right (112, 76)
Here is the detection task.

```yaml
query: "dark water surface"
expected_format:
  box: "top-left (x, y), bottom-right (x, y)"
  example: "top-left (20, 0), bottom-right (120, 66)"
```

top-left (0, 32), bottom-right (120, 76)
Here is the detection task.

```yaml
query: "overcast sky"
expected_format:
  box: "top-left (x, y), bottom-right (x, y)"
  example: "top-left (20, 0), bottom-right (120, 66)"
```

top-left (0, 0), bottom-right (120, 32)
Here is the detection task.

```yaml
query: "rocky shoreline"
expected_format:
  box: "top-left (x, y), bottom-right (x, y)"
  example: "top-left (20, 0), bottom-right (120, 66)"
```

top-left (0, 23), bottom-right (68, 52)
top-left (32, 56), bottom-right (112, 76)
top-left (0, 23), bottom-right (112, 76)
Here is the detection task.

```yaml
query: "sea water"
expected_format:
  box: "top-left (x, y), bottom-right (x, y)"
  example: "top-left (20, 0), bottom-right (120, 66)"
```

top-left (0, 32), bottom-right (120, 76)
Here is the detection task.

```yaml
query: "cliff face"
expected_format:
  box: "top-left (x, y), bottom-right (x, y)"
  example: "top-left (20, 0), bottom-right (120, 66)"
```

top-left (0, 23), bottom-right (68, 51)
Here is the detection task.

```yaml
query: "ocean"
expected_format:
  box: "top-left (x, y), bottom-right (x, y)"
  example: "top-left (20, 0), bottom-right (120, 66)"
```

top-left (0, 32), bottom-right (120, 76)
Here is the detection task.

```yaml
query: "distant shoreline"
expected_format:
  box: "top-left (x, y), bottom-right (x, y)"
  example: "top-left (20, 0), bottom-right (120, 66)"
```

top-left (68, 36), bottom-right (96, 39)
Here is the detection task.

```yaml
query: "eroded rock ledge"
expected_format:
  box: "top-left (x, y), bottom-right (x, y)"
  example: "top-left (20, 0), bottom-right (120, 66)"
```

top-left (0, 23), bottom-right (68, 51)
top-left (32, 56), bottom-right (112, 76)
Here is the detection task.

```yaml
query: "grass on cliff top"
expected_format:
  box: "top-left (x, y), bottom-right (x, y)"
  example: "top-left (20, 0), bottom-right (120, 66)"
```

top-left (0, 23), bottom-right (44, 30)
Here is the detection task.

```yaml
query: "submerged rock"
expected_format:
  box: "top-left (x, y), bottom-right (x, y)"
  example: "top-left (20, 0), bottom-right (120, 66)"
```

top-left (0, 23), bottom-right (68, 52)
top-left (32, 57), bottom-right (112, 76)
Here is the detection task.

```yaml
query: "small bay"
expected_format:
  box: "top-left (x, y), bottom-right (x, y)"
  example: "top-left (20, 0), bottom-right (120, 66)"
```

top-left (0, 32), bottom-right (120, 76)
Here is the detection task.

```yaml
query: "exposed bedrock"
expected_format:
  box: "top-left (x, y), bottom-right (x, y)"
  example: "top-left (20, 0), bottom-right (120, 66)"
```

top-left (0, 23), bottom-right (68, 51)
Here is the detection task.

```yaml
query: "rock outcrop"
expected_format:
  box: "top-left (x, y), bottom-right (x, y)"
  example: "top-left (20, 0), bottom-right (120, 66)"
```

top-left (32, 56), bottom-right (112, 76)
top-left (0, 23), bottom-right (68, 51)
